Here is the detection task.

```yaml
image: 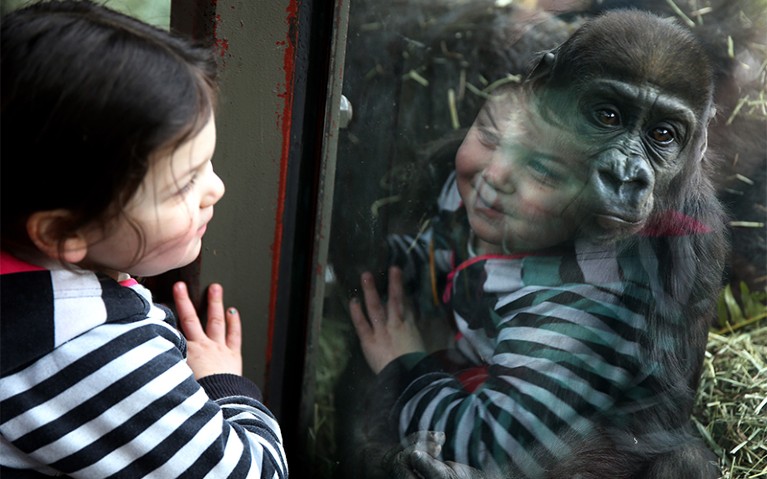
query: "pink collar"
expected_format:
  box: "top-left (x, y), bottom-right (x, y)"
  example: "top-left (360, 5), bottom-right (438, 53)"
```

top-left (0, 251), bottom-right (46, 274)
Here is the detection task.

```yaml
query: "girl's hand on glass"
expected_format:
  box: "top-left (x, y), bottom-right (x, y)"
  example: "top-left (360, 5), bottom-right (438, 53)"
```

top-left (350, 266), bottom-right (425, 374)
top-left (174, 282), bottom-right (243, 379)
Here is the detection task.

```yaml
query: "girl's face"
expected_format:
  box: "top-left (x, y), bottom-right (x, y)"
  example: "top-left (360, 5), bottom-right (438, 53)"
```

top-left (455, 94), bottom-right (588, 253)
top-left (83, 113), bottom-right (225, 277)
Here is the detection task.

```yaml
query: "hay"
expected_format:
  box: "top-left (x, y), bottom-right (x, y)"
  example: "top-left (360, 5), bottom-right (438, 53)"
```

top-left (307, 308), bottom-right (355, 478)
top-left (694, 325), bottom-right (767, 478)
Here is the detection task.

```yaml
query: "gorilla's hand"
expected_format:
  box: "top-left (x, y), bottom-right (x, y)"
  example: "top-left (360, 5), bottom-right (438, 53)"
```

top-left (386, 431), bottom-right (488, 479)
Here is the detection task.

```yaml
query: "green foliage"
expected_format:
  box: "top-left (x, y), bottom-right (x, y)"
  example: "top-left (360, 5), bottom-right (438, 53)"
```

top-left (717, 282), bottom-right (767, 333)
top-left (1, 0), bottom-right (170, 29)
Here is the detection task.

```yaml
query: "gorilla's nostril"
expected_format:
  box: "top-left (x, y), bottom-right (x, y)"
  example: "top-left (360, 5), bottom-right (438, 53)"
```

top-left (597, 168), bottom-right (624, 192)
top-left (596, 156), bottom-right (653, 202)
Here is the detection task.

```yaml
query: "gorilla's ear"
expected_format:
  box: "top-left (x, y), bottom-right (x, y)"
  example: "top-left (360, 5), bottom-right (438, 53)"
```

top-left (527, 49), bottom-right (557, 83)
top-left (695, 105), bottom-right (717, 162)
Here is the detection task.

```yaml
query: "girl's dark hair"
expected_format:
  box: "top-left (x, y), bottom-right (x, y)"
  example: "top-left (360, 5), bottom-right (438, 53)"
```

top-left (1, 0), bottom-right (218, 254)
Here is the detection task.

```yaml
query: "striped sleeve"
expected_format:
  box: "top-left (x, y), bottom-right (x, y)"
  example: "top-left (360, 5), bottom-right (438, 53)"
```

top-left (383, 272), bottom-right (652, 476)
top-left (0, 316), bottom-right (287, 478)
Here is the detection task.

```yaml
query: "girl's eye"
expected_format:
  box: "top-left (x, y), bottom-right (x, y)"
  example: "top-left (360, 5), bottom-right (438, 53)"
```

top-left (477, 127), bottom-right (500, 148)
top-left (529, 159), bottom-right (561, 186)
top-left (178, 173), bottom-right (198, 195)
top-left (595, 108), bottom-right (620, 126)
top-left (649, 126), bottom-right (675, 144)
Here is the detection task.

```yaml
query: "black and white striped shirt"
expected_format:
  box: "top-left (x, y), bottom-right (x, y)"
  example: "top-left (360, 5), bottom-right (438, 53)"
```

top-left (0, 252), bottom-right (288, 478)
top-left (373, 173), bottom-right (708, 477)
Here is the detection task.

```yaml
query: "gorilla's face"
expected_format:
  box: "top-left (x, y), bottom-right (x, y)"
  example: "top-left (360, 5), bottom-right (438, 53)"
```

top-left (455, 75), bottom-right (700, 253)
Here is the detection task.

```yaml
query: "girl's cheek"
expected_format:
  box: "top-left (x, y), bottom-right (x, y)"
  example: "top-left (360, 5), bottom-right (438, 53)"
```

top-left (514, 188), bottom-right (561, 216)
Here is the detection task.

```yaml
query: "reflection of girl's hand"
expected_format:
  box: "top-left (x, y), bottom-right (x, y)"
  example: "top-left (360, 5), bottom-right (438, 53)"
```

top-left (349, 266), bottom-right (426, 374)
top-left (174, 282), bottom-right (243, 379)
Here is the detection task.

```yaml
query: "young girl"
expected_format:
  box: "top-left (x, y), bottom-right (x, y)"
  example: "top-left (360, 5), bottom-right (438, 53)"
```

top-left (0, 2), bottom-right (287, 477)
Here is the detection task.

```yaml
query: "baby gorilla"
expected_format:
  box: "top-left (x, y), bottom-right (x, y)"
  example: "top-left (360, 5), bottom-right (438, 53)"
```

top-left (350, 9), bottom-right (726, 479)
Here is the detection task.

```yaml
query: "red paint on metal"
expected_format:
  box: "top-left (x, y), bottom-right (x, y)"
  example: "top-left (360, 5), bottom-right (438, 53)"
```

top-left (212, 13), bottom-right (229, 58)
top-left (265, 0), bottom-right (300, 376)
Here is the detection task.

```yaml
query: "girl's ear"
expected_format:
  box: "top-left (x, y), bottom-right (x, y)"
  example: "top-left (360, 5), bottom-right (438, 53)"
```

top-left (26, 210), bottom-right (89, 264)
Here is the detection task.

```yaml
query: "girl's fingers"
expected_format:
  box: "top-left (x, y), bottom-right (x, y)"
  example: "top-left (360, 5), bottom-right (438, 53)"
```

top-left (349, 298), bottom-right (373, 340)
top-left (387, 266), bottom-right (405, 320)
top-left (175, 282), bottom-right (237, 347)
top-left (361, 272), bottom-right (386, 326)
top-left (173, 282), bottom-right (205, 341)
top-left (225, 306), bottom-right (242, 350)
top-left (205, 283), bottom-right (226, 342)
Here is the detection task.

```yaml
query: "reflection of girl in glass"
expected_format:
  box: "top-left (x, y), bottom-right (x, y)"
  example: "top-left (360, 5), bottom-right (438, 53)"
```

top-left (348, 11), bottom-right (723, 479)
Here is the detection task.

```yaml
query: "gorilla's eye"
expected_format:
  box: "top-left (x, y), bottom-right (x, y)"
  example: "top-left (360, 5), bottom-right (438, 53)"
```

top-left (595, 108), bottom-right (620, 126)
top-left (650, 127), bottom-right (675, 144)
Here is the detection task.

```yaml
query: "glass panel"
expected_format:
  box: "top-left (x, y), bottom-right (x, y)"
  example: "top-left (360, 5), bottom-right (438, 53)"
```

top-left (305, 0), bottom-right (766, 478)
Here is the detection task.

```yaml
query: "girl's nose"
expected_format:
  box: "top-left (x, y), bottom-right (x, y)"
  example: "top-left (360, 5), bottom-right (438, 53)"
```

top-left (482, 151), bottom-right (515, 194)
top-left (202, 169), bottom-right (225, 207)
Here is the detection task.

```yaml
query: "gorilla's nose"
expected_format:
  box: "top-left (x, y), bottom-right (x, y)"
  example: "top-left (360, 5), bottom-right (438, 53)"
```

top-left (595, 154), bottom-right (654, 207)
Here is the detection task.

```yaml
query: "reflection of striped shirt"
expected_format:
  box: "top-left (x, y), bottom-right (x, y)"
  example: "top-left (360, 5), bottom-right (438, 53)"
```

top-left (380, 173), bottom-right (684, 477)
top-left (0, 252), bottom-right (287, 478)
